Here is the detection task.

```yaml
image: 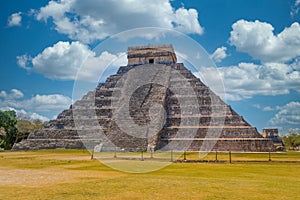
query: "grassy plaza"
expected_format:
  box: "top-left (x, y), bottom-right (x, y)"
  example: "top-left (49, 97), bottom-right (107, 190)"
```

top-left (0, 150), bottom-right (299, 199)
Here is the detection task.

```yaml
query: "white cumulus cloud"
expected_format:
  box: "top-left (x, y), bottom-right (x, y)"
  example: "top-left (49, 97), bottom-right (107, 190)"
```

top-left (0, 92), bottom-right (71, 112)
top-left (1, 107), bottom-right (49, 122)
top-left (22, 94), bottom-right (72, 112)
top-left (229, 20), bottom-right (300, 62)
top-left (17, 41), bottom-right (127, 82)
top-left (16, 109), bottom-right (49, 122)
top-left (253, 104), bottom-right (283, 112)
top-left (0, 89), bottom-right (24, 99)
top-left (35, 0), bottom-right (204, 43)
top-left (269, 102), bottom-right (300, 127)
top-left (0, 89), bottom-right (72, 121)
top-left (210, 46), bottom-right (227, 63)
top-left (196, 61), bottom-right (300, 101)
top-left (7, 12), bottom-right (22, 27)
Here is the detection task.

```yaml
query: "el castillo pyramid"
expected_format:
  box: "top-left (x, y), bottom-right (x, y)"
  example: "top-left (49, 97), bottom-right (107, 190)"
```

top-left (13, 44), bottom-right (275, 152)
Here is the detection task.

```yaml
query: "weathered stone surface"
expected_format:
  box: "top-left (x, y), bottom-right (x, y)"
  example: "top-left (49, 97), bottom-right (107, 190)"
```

top-left (13, 44), bottom-right (275, 152)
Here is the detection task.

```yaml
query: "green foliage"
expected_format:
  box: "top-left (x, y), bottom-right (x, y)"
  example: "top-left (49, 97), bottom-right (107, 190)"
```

top-left (0, 110), bottom-right (45, 150)
top-left (281, 129), bottom-right (300, 150)
top-left (0, 110), bottom-right (18, 150)
top-left (16, 119), bottom-right (44, 143)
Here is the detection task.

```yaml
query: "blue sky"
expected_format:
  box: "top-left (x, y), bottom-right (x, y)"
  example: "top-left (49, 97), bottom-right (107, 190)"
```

top-left (0, 0), bottom-right (300, 134)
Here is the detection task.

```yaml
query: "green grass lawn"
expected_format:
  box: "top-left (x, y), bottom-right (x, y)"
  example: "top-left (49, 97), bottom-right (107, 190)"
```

top-left (1, 150), bottom-right (300, 200)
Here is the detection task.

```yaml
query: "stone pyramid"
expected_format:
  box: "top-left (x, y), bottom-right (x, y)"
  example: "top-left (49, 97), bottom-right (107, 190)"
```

top-left (13, 44), bottom-right (274, 152)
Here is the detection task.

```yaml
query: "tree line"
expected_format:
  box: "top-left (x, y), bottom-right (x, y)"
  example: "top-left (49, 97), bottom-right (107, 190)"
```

top-left (0, 110), bottom-right (44, 150)
top-left (281, 130), bottom-right (300, 150)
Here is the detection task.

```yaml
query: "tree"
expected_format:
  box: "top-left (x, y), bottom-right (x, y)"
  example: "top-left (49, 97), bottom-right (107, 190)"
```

top-left (294, 138), bottom-right (300, 148)
top-left (33, 119), bottom-right (44, 129)
top-left (0, 110), bottom-right (18, 150)
top-left (0, 111), bottom-right (46, 150)
top-left (16, 119), bottom-right (44, 143)
top-left (281, 130), bottom-right (300, 150)
top-left (16, 119), bottom-right (34, 143)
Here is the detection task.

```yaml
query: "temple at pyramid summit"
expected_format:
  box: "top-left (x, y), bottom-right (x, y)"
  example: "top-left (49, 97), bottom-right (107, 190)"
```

top-left (13, 44), bottom-right (275, 152)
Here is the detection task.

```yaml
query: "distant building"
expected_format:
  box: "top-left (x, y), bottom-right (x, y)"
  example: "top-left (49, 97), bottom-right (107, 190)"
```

top-left (262, 128), bottom-right (285, 150)
top-left (262, 128), bottom-right (279, 138)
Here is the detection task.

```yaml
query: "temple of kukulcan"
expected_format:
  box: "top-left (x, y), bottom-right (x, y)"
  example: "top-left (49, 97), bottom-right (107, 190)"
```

top-left (13, 44), bottom-right (275, 152)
